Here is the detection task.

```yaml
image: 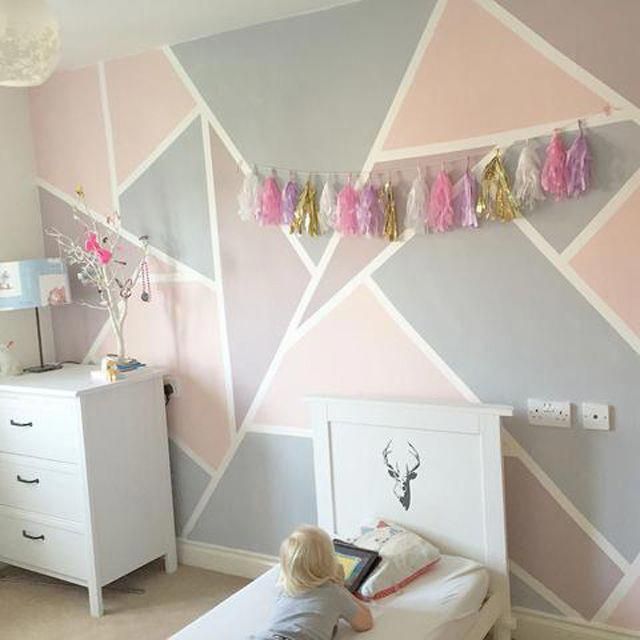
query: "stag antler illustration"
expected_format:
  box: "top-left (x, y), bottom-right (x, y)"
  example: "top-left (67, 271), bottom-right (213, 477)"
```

top-left (382, 440), bottom-right (421, 511)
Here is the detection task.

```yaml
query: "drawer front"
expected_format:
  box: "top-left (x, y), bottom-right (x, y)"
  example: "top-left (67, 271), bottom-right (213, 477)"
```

top-left (0, 458), bottom-right (83, 522)
top-left (0, 396), bottom-right (80, 462)
top-left (0, 512), bottom-right (86, 580)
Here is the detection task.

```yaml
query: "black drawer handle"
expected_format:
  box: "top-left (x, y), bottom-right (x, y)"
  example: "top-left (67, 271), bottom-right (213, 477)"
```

top-left (22, 530), bottom-right (45, 542)
top-left (17, 475), bottom-right (40, 485)
top-left (10, 419), bottom-right (33, 428)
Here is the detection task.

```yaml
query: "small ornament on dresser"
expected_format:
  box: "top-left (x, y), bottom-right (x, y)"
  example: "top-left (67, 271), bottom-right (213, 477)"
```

top-left (101, 356), bottom-right (119, 383)
top-left (0, 341), bottom-right (23, 376)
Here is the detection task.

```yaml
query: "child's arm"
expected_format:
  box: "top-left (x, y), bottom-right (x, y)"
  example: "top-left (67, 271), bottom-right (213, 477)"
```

top-left (346, 593), bottom-right (373, 632)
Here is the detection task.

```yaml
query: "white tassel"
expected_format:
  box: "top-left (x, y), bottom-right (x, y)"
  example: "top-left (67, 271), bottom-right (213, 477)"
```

top-left (405, 168), bottom-right (428, 234)
top-left (319, 175), bottom-right (337, 233)
top-left (237, 167), bottom-right (261, 221)
top-left (514, 143), bottom-right (545, 211)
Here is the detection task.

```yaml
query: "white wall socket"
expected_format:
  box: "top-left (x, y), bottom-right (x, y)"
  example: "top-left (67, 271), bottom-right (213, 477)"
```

top-left (527, 399), bottom-right (572, 428)
top-left (582, 403), bottom-right (611, 430)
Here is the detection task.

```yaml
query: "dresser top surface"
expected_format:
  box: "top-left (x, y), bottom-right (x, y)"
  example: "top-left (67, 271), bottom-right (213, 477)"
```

top-left (0, 364), bottom-right (164, 398)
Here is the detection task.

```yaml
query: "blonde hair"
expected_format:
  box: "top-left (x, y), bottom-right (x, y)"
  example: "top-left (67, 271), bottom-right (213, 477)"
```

top-left (278, 525), bottom-right (344, 596)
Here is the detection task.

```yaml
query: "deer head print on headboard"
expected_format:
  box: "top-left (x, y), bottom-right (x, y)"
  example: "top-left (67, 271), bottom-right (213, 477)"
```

top-left (382, 440), bottom-right (421, 511)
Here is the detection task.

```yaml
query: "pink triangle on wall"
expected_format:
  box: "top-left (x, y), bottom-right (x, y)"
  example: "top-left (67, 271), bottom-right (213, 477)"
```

top-left (256, 285), bottom-right (465, 428)
top-left (105, 50), bottom-right (196, 185)
top-left (384, 0), bottom-right (607, 150)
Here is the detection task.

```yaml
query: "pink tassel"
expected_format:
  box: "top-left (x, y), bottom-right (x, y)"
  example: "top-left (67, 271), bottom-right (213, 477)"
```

top-left (258, 173), bottom-right (282, 225)
top-left (428, 169), bottom-right (455, 232)
top-left (458, 169), bottom-right (478, 228)
top-left (565, 122), bottom-right (591, 198)
top-left (281, 175), bottom-right (299, 225)
top-left (541, 131), bottom-right (567, 201)
top-left (335, 176), bottom-right (360, 236)
top-left (357, 182), bottom-right (384, 237)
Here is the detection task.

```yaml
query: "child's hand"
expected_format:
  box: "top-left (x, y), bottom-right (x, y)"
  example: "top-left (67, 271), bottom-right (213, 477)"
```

top-left (348, 594), bottom-right (373, 632)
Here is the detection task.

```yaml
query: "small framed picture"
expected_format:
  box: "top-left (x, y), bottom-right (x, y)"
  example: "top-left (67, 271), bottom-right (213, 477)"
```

top-left (333, 540), bottom-right (380, 593)
top-left (0, 262), bottom-right (21, 298)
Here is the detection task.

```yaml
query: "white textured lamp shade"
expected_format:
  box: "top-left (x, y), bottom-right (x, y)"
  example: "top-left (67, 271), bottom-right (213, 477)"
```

top-left (0, 0), bottom-right (60, 87)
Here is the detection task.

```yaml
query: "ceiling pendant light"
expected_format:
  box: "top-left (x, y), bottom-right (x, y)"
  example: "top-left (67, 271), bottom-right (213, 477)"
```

top-left (0, 0), bottom-right (60, 87)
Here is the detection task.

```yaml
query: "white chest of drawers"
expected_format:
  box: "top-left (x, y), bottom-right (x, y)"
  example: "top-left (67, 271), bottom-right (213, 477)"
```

top-left (0, 365), bottom-right (177, 616)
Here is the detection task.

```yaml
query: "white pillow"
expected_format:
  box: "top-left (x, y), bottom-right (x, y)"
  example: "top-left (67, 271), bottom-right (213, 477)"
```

top-left (352, 520), bottom-right (440, 601)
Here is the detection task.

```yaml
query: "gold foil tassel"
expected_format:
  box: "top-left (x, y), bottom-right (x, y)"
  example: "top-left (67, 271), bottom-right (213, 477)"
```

top-left (290, 180), bottom-right (320, 236)
top-left (476, 150), bottom-right (520, 222)
top-left (380, 179), bottom-right (399, 241)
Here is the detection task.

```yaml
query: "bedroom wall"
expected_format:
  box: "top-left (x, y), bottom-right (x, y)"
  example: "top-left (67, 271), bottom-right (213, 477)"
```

top-left (0, 88), bottom-right (55, 368)
top-left (27, 0), bottom-right (640, 634)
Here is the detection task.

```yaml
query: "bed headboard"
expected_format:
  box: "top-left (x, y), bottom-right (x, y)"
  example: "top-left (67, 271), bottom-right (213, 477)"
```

top-left (308, 397), bottom-right (513, 601)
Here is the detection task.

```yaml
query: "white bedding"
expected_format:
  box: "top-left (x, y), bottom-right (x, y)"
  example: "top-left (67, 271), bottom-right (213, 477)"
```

top-left (172, 555), bottom-right (489, 640)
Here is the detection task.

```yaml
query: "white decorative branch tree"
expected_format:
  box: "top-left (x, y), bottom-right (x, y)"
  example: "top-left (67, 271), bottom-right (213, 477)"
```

top-left (46, 187), bottom-right (150, 362)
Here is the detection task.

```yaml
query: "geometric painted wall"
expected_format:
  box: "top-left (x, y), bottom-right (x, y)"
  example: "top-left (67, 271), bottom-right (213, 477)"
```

top-left (28, 0), bottom-right (640, 633)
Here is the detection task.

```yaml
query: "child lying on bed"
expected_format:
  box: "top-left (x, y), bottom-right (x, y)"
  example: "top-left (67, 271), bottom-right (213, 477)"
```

top-left (252, 525), bottom-right (373, 640)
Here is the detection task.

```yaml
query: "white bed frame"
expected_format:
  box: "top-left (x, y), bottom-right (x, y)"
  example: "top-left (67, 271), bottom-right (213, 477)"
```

top-left (309, 397), bottom-right (514, 640)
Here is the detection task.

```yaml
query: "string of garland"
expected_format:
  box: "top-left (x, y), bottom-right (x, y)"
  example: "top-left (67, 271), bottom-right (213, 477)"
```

top-left (237, 123), bottom-right (592, 241)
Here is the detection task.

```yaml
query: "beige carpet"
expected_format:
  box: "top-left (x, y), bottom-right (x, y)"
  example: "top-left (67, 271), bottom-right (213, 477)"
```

top-left (0, 561), bottom-right (250, 640)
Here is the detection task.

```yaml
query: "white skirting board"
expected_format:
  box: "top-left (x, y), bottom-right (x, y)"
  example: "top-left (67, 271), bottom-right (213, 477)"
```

top-left (177, 539), bottom-right (277, 580)
top-left (514, 609), bottom-right (640, 640)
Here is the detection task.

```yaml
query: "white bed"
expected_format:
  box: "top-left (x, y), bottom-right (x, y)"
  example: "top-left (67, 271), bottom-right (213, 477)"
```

top-left (173, 397), bottom-right (514, 640)
top-left (174, 554), bottom-right (488, 640)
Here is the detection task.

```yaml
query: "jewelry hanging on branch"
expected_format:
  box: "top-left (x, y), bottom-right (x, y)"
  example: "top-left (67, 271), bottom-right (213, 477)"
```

top-left (140, 256), bottom-right (151, 303)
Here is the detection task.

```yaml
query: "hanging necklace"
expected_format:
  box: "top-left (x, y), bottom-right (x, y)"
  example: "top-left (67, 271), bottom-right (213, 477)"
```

top-left (140, 258), bottom-right (151, 302)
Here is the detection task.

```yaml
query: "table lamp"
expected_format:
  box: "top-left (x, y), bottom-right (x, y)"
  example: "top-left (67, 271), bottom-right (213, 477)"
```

top-left (0, 258), bottom-right (70, 373)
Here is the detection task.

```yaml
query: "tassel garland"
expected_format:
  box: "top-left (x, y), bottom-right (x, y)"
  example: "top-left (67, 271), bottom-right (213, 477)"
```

top-left (319, 177), bottom-right (337, 233)
top-left (290, 180), bottom-right (320, 236)
top-left (237, 168), bottom-right (261, 221)
top-left (541, 131), bottom-right (567, 201)
top-left (458, 169), bottom-right (479, 228)
top-left (565, 122), bottom-right (591, 198)
top-left (477, 150), bottom-right (520, 222)
top-left (281, 177), bottom-right (299, 225)
top-left (237, 121), bottom-right (595, 241)
top-left (514, 142), bottom-right (545, 211)
top-left (335, 177), bottom-right (360, 236)
top-left (428, 169), bottom-right (455, 232)
top-left (258, 174), bottom-right (282, 225)
top-left (405, 169), bottom-right (428, 234)
top-left (380, 179), bottom-right (399, 241)
top-left (357, 182), bottom-right (384, 237)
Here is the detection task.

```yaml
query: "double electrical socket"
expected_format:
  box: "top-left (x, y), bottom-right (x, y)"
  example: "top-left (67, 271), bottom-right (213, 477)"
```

top-left (527, 399), bottom-right (611, 430)
top-left (527, 399), bottom-right (572, 428)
